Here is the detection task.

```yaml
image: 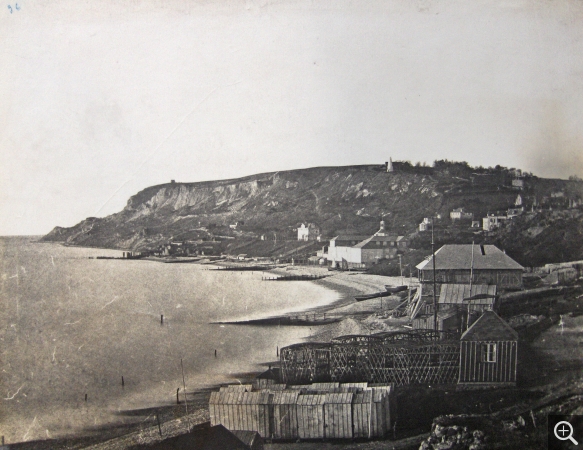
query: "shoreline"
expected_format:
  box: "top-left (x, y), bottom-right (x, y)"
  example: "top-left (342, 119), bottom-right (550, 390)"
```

top-left (6, 244), bottom-right (408, 449)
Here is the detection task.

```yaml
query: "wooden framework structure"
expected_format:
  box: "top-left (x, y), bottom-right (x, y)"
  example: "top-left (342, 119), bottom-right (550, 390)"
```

top-left (281, 330), bottom-right (460, 386)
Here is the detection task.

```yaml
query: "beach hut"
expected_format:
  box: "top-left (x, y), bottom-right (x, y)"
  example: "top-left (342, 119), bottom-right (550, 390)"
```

top-left (352, 390), bottom-right (373, 438)
top-left (272, 391), bottom-right (300, 440)
top-left (324, 392), bottom-right (354, 438)
top-left (370, 386), bottom-right (394, 437)
top-left (209, 391), bottom-right (273, 437)
top-left (296, 394), bottom-right (326, 439)
top-left (458, 311), bottom-right (518, 388)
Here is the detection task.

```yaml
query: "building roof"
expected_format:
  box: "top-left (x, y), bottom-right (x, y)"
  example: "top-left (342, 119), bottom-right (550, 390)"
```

top-left (353, 235), bottom-right (402, 248)
top-left (439, 284), bottom-right (497, 305)
top-left (460, 311), bottom-right (518, 341)
top-left (146, 424), bottom-right (251, 450)
top-left (416, 245), bottom-right (524, 271)
top-left (231, 430), bottom-right (262, 448)
top-left (256, 367), bottom-right (280, 380)
top-left (330, 235), bottom-right (370, 242)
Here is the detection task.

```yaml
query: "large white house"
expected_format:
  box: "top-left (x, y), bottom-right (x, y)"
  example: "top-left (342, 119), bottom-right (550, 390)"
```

top-left (327, 221), bottom-right (407, 268)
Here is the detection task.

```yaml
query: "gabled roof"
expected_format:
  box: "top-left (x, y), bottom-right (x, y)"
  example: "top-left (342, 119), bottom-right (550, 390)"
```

top-left (146, 424), bottom-right (250, 450)
top-left (256, 367), bottom-right (281, 380)
top-left (353, 235), bottom-right (402, 248)
top-left (330, 235), bottom-right (370, 242)
top-left (461, 310), bottom-right (518, 341)
top-left (416, 245), bottom-right (524, 271)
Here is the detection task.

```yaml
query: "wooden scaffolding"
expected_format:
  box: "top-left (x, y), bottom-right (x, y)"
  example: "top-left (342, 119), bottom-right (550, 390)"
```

top-left (281, 330), bottom-right (460, 386)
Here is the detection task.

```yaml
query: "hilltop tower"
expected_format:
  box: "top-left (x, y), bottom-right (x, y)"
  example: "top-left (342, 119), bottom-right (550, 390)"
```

top-left (386, 158), bottom-right (394, 173)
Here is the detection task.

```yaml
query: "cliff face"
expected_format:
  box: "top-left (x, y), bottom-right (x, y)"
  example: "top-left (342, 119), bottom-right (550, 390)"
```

top-left (41, 164), bottom-right (583, 253)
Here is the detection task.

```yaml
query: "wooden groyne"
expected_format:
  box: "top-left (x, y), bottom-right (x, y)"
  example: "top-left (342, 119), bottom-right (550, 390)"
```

top-left (262, 274), bottom-right (329, 281)
top-left (214, 265), bottom-right (274, 271)
top-left (212, 312), bottom-right (341, 326)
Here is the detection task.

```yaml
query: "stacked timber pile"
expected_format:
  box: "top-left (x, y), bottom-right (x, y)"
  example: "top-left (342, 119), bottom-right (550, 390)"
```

top-left (209, 381), bottom-right (395, 441)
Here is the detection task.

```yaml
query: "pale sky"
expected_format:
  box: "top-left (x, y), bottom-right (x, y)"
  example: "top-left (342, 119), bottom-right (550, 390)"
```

top-left (1, 0), bottom-right (583, 235)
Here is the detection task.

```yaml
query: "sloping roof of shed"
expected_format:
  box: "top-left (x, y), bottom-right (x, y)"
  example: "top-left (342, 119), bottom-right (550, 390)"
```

top-left (461, 311), bottom-right (518, 341)
top-left (147, 424), bottom-right (248, 450)
top-left (353, 235), bottom-right (401, 248)
top-left (256, 367), bottom-right (280, 380)
top-left (272, 391), bottom-right (300, 404)
top-left (416, 245), bottom-right (524, 271)
top-left (439, 284), bottom-right (497, 305)
top-left (231, 430), bottom-right (261, 448)
top-left (324, 392), bottom-right (354, 404)
top-left (297, 394), bottom-right (326, 405)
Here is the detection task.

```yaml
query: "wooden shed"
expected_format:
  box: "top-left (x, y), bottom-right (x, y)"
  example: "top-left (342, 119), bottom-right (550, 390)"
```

top-left (254, 367), bottom-right (281, 390)
top-left (296, 394), bottom-right (326, 439)
top-left (272, 391), bottom-right (300, 440)
top-left (458, 311), bottom-right (518, 388)
top-left (209, 391), bottom-right (273, 437)
top-left (370, 386), bottom-right (394, 437)
top-left (324, 392), bottom-right (354, 438)
top-left (352, 390), bottom-right (373, 438)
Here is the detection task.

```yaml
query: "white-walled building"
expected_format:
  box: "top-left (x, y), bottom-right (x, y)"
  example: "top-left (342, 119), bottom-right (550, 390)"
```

top-left (297, 223), bottom-right (320, 241)
top-left (327, 221), bottom-right (407, 268)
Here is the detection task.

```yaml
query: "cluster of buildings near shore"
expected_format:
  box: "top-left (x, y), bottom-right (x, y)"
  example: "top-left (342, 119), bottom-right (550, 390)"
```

top-left (208, 242), bottom-right (532, 441)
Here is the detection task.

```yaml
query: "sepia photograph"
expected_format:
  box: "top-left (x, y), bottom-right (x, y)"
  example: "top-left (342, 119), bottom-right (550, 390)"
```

top-left (1, 1), bottom-right (583, 448)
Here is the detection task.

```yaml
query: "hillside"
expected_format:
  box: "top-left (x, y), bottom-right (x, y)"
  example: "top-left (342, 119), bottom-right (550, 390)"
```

top-left (41, 162), bottom-right (583, 264)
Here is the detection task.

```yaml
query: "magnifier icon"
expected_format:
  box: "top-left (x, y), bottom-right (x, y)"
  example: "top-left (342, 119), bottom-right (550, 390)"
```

top-left (554, 421), bottom-right (578, 445)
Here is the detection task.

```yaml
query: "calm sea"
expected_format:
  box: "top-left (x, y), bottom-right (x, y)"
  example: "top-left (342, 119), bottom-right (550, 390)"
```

top-left (0, 237), bottom-right (337, 443)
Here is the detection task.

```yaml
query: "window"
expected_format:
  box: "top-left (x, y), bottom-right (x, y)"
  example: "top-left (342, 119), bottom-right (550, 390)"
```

top-left (482, 343), bottom-right (497, 363)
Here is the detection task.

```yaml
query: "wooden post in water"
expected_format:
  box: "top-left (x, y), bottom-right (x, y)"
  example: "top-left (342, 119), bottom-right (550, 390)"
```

top-left (156, 411), bottom-right (162, 436)
top-left (161, 314), bottom-right (164, 325)
top-left (121, 376), bottom-right (124, 387)
top-left (85, 393), bottom-right (87, 402)
top-left (176, 388), bottom-right (180, 404)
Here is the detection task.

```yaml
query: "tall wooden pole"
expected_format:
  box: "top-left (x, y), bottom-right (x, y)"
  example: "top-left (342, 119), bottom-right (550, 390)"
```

top-left (432, 217), bottom-right (437, 332)
top-left (180, 359), bottom-right (191, 431)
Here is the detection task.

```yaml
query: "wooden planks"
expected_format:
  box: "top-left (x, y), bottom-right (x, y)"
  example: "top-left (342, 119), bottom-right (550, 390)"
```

top-left (459, 340), bottom-right (517, 385)
top-left (297, 394), bottom-right (326, 439)
top-left (352, 390), bottom-right (372, 438)
top-left (323, 393), bottom-right (354, 439)
top-left (211, 382), bottom-right (396, 441)
top-left (272, 391), bottom-right (300, 439)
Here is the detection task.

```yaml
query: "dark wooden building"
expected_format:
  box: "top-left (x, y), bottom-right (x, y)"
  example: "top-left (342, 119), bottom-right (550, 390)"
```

top-left (145, 423), bottom-right (262, 450)
top-left (416, 244), bottom-right (524, 290)
top-left (458, 311), bottom-right (518, 388)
